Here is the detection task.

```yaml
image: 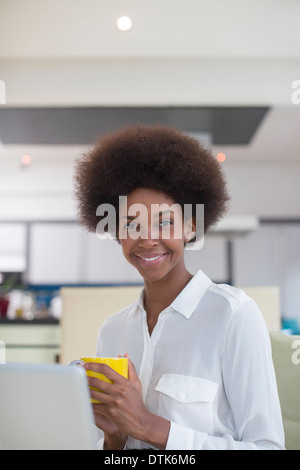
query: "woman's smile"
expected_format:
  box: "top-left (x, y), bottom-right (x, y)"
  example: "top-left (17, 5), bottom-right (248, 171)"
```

top-left (134, 252), bottom-right (169, 267)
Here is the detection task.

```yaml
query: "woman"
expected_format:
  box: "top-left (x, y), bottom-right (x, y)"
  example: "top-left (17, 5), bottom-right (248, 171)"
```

top-left (74, 125), bottom-right (285, 450)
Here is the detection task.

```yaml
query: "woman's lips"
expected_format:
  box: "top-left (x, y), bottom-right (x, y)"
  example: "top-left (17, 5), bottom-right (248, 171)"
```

top-left (134, 253), bottom-right (168, 266)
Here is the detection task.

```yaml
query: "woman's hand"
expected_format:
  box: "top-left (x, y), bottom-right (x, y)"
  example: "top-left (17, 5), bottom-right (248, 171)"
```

top-left (84, 357), bottom-right (149, 447)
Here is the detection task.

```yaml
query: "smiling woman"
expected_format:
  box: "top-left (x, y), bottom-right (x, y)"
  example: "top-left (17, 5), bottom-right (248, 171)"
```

top-left (73, 125), bottom-right (284, 451)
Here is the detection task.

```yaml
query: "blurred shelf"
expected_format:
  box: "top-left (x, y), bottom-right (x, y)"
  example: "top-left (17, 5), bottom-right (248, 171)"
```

top-left (0, 317), bottom-right (59, 325)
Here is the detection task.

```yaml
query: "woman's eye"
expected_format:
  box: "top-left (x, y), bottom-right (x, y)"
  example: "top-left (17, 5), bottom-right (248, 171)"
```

top-left (124, 222), bottom-right (139, 231)
top-left (159, 219), bottom-right (173, 227)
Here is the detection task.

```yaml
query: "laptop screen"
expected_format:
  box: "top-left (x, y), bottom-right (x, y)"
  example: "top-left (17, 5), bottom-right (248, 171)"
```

top-left (0, 363), bottom-right (97, 450)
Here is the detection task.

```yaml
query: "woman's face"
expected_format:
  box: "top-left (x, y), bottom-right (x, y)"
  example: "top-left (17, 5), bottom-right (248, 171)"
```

top-left (118, 188), bottom-right (194, 282)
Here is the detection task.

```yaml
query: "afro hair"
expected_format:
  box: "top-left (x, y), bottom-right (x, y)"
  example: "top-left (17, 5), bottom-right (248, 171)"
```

top-left (73, 125), bottom-right (230, 239)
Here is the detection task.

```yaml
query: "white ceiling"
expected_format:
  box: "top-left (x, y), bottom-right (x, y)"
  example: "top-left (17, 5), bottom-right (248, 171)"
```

top-left (0, 0), bottom-right (300, 165)
top-left (0, 0), bottom-right (299, 59)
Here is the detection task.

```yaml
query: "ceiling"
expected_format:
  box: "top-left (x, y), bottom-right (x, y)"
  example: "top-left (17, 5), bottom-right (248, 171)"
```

top-left (0, 0), bottom-right (299, 165)
top-left (0, 0), bottom-right (299, 59)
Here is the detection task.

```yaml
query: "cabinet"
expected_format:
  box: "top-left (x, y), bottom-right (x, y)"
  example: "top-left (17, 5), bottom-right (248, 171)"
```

top-left (184, 235), bottom-right (228, 282)
top-left (28, 223), bottom-right (83, 284)
top-left (0, 223), bottom-right (26, 272)
top-left (27, 223), bottom-right (143, 284)
top-left (0, 321), bottom-right (61, 364)
top-left (80, 233), bottom-right (143, 284)
top-left (26, 222), bottom-right (229, 285)
top-left (233, 223), bottom-right (300, 323)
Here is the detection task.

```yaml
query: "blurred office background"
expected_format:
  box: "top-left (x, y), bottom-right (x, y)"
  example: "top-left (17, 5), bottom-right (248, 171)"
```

top-left (0, 0), bottom-right (300, 363)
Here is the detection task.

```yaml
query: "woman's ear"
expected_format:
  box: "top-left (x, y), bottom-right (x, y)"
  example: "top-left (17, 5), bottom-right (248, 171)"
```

top-left (184, 217), bottom-right (196, 243)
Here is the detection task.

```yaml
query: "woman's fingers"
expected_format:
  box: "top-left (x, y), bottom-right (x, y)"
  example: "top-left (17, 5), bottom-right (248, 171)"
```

top-left (128, 358), bottom-right (139, 382)
top-left (84, 362), bottom-right (126, 384)
top-left (87, 375), bottom-right (113, 396)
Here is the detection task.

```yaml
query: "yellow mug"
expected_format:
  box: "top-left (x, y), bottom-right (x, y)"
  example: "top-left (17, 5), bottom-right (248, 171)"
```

top-left (80, 357), bottom-right (128, 404)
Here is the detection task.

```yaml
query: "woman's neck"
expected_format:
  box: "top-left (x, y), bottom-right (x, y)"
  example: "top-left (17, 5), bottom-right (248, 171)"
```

top-left (143, 265), bottom-right (193, 335)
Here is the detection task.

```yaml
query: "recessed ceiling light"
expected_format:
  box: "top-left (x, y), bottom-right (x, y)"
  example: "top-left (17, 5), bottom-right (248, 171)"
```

top-left (22, 154), bottom-right (32, 165)
top-left (116, 16), bottom-right (133, 32)
top-left (216, 152), bottom-right (226, 163)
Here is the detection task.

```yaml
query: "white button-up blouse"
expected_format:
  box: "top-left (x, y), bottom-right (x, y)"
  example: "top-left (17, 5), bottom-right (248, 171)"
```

top-left (96, 270), bottom-right (285, 450)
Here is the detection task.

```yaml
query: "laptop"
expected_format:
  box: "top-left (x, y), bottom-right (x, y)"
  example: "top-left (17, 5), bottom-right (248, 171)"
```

top-left (0, 362), bottom-right (98, 450)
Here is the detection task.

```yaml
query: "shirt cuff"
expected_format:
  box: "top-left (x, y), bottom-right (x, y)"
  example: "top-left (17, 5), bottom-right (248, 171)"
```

top-left (97, 437), bottom-right (129, 451)
top-left (166, 421), bottom-right (207, 450)
top-left (97, 438), bottom-right (105, 450)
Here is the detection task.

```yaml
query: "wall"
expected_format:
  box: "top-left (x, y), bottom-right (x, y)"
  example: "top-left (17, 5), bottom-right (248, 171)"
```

top-left (1, 158), bottom-right (300, 220)
top-left (225, 163), bottom-right (300, 217)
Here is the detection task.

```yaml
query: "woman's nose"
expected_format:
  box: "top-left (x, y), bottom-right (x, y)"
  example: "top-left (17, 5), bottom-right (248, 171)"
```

top-left (137, 224), bottom-right (160, 247)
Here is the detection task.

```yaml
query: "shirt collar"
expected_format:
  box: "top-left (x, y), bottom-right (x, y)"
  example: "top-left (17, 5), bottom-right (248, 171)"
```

top-left (136, 289), bottom-right (145, 312)
top-left (170, 270), bottom-right (212, 319)
top-left (135, 269), bottom-right (212, 320)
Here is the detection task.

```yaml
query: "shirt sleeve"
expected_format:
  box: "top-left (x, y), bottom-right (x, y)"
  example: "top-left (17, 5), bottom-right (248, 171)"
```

top-left (166, 299), bottom-right (285, 450)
